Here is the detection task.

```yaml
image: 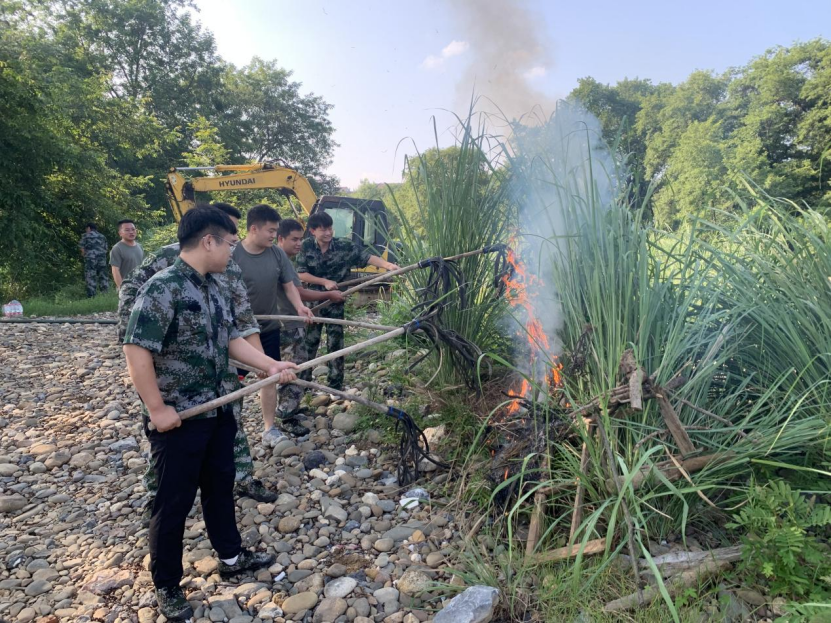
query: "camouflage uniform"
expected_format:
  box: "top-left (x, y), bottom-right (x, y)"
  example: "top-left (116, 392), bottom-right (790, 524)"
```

top-left (278, 326), bottom-right (310, 418)
top-left (119, 244), bottom-right (259, 491)
top-left (79, 230), bottom-right (109, 297)
top-left (296, 237), bottom-right (371, 390)
top-left (123, 257), bottom-right (242, 589)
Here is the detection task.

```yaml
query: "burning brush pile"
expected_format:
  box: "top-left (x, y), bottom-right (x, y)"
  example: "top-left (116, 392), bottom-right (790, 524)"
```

top-left (461, 104), bottom-right (831, 612)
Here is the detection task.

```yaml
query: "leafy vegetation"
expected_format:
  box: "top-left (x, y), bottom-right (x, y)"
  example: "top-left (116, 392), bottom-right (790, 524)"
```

top-left (0, 0), bottom-right (337, 297)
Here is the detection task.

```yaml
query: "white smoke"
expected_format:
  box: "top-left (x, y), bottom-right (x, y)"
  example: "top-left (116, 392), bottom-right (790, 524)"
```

top-left (447, 0), bottom-right (555, 123)
top-left (509, 100), bottom-right (620, 372)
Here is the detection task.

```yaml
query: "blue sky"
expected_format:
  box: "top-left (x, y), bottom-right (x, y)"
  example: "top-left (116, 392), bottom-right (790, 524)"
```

top-left (192, 0), bottom-right (828, 188)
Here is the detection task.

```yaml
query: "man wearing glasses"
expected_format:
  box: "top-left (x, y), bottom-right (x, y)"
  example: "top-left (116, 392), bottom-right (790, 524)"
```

top-left (123, 206), bottom-right (298, 620)
top-left (118, 203), bottom-right (278, 523)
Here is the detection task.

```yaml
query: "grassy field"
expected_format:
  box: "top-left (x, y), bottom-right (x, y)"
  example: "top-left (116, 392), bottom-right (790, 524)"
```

top-left (21, 284), bottom-right (118, 316)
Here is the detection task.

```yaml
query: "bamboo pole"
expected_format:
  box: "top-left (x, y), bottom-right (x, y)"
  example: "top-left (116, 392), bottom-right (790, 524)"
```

top-left (310, 247), bottom-right (495, 313)
top-left (254, 315), bottom-right (397, 332)
top-left (569, 442), bottom-right (591, 542)
top-left (175, 326), bottom-right (408, 421)
top-left (605, 452), bottom-right (732, 492)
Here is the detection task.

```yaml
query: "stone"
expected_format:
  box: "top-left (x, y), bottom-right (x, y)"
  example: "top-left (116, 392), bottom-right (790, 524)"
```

top-left (734, 588), bottom-right (766, 607)
top-left (323, 576), bottom-right (357, 599)
top-left (194, 557), bottom-right (219, 575)
top-left (278, 515), bottom-right (301, 533)
top-left (303, 450), bottom-right (327, 471)
top-left (0, 463), bottom-right (18, 476)
top-left (374, 538), bottom-right (394, 552)
top-left (332, 412), bottom-right (359, 433)
top-left (69, 451), bottom-right (94, 468)
top-left (433, 586), bottom-right (500, 623)
top-left (16, 608), bottom-right (36, 623)
top-left (397, 569), bottom-right (432, 595)
top-left (311, 395), bottom-right (331, 408)
top-left (312, 365), bottom-right (330, 377)
top-left (383, 526), bottom-right (417, 542)
top-left (24, 579), bottom-right (52, 597)
top-left (208, 594), bottom-right (243, 619)
top-left (282, 591), bottom-right (318, 614)
top-left (426, 552), bottom-right (444, 568)
top-left (313, 597), bottom-right (348, 623)
top-left (82, 568), bottom-right (134, 595)
top-left (423, 425), bottom-right (447, 445)
top-left (324, 504), bottom-right (348, 522)
top-left (0, 495), bottom-right (27, 513)
top-left (108, 436), bottom-right (138, 452)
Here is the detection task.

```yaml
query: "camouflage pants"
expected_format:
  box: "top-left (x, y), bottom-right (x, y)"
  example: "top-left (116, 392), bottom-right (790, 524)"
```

top-left (84, 257), bottom-right (109, 298)
top-left (303, 305), bottom-right (345, 390)
top-left (278, 327), bottom-right (309, 418)
top-left (143, 400), bottom-right (253, 497)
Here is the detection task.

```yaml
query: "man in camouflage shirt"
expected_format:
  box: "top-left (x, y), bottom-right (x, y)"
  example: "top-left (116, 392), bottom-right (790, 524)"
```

top-left (118, 203), bottom-right (275, 512)
top-left (123, 206), bottom-right (296, 620)
top-left (296, 212), bottom-right (398, 390)
top-left (79, 223), bottom-right (109, 297)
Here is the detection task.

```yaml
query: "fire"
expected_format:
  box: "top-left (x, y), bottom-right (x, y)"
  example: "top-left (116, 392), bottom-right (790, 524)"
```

top-left (502, 243), bottom-right (563, 414)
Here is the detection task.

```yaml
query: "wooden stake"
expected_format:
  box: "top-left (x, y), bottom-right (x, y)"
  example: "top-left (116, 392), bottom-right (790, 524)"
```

top-left (525, 490), bottom-right (545, 557)
top-left (655, 390), bottom-right (696, 457)
top-left (528, 537), bottom-right (607, 565)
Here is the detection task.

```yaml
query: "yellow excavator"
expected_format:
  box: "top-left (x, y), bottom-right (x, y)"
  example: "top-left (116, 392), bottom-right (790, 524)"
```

top-left (165, 163), bottom-right (394, 275)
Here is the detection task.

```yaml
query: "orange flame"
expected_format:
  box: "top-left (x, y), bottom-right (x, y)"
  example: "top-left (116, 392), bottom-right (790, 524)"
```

top-left (502, 242), bottom-right (564, 415)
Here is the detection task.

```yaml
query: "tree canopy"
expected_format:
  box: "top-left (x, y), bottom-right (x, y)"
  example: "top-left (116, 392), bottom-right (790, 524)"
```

top-left (568, 39), bottom-right (831, 228)
top-left (0, 0), bottom-right (338, 296)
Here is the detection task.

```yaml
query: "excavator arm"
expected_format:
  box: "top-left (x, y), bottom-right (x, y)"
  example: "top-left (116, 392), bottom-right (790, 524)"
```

top-left (165, 164), bottom-right (318, 222)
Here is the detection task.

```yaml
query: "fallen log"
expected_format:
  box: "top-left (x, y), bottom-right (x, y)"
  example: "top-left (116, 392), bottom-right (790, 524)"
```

top-left (605, 452), bottom-right (733, 492)
top-left (604, 558), bottom-right (733, 612)
top-left (640, 545), bottom-right (743, 577)
top-left (528, 537), bottom-right (607, 565)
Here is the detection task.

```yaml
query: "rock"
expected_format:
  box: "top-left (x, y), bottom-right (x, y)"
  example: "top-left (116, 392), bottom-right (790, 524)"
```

top-left (81, 568), bottom-right (134, 595)
top-left (383, 526), bottom-right (417, 542)
top-left (374, 538), bottom-right (394, 552)
top-left (426, 552), bottom-right (444, 568)
top-left (397, 569), bottom-right (432, 595)
top-left (433, 586), bottom-right (500, 623)
top-left (423, 424), bottom-right (447, 445)
top-left (208, 594), bottom-right (242, 619)
top-left (734, 588), bottom-right (766, 607)
top-left (108, 436), bottom-right (138, 452)
top-left (311, 395), bottom-right (331, 408)
top-left (314, 597), bottom-right (348, 622)
top-left (332, 412), bottom-right (359, 433)
top-left (194, 557), bottom-right (219, 575)
top-left (0, 463), bottom-right (18, 476)
top-left (69, 451), bottom-right (94, 467)
top-left (0, 495), bottom-right (27, 513)
top-left (24, 579), bottom-right (52, 597)
top-left (278, 516), bottom-right (301, 533)
top-left (324, 576), bottom-right (357, 599)
top-left (312, 365), bottom-right (330, 377)
top-left (324, 504), bottom-right (348, 522)
top-left (374, 587), bottom-right (399, 607)
top-left (16, 608), bottom-right (36, 623)
top-left (303, 450), bottom-right (327, 471)
top-left (282, 591), bottom-right (319, 614)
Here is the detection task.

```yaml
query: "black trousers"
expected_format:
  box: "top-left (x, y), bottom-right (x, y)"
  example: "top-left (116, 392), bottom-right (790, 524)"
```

top-left (237, 329), bottom-right (280, 377)
top-left (145, 406), bottom-right (242, 588)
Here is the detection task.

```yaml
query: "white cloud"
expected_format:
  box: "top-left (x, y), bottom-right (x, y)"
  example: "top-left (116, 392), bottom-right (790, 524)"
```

top-left (420, 40), bottom-right (469, 70)
top-left (524, 66), bottom-right (547, 80)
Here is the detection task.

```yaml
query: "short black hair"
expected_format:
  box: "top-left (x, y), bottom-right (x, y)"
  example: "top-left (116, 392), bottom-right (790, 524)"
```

top-left (117, 219), bottom-right (135, 229)
top-left (212, 202), bottom-right (242, 220)
top-left (178, 204), bottom-right (237, 250)
top-left (278, 219), bottom-right (304, 238)
top-left (86, 223), bottom-right (98, 231)
top-left (307, 211), bottom-right (333, 231)
top-left (246, 204), bottom-right (281, 230)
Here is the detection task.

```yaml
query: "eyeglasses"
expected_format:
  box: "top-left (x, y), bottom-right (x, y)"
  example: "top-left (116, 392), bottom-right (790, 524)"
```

top-left (204, 234), bottom-right (237, 251)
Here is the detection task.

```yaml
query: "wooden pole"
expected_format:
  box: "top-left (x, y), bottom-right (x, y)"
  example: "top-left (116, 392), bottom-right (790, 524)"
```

top-left (176, 326), bottom-right (407, 421)
top-left (569, 442), bottom-right (591, 543)
top-left (310, 247), bottom-right (495, 313)
top-left (254, 315), bottom-right (397, 332)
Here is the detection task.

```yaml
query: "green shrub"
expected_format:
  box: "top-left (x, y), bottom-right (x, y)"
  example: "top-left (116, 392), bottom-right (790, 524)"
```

top-left (726, 480), bottom-right (831, 599)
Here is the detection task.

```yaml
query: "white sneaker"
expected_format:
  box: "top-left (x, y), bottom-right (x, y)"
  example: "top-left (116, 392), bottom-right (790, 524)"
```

top-left (262, 428), bottom-right (287, 448)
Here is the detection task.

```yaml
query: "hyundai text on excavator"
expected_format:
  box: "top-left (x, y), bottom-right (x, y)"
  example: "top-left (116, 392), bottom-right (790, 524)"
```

top-left (164, 163), bottom-right (395, 277)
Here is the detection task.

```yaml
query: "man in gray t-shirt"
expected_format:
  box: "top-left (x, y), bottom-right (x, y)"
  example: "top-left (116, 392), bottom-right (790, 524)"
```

top-left (233, 205), bottom-right (312, 445)
top-left (110, 219), bottom-right (144, 288)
